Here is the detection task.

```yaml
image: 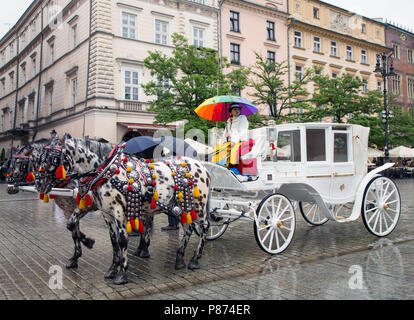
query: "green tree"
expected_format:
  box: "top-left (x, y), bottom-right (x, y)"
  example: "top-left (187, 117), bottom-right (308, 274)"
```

top-left (142, 33), bottom-right (251, 134)
top-left (248, 52), bottom-right (314, 122)
top-left (310, 73), bottom-right (382, 123)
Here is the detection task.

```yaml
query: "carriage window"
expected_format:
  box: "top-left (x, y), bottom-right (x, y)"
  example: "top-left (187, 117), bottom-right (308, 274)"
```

top-left (334, 132), bottom-right (348, 162)
top-left (306, 129), bottom-right (326, 161)
top-left (276, 130), bottom-right (301, 162)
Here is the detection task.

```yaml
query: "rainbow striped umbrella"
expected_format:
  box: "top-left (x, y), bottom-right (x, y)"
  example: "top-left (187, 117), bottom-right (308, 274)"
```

top-left (195, 95), bottom-right (258, 122)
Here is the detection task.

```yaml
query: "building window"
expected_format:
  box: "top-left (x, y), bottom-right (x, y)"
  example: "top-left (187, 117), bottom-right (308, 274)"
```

top-left (122, 12), bottom-right (136, 40)
top-left (267, 51), bottom-right (275, 65)
top-left (230, 43), bottom-right (240, 65)
top-left (362, 79), bottom-right (368, 93)
top-left (21, 31), bottom-right (26, 48)
top-left (313, 36), bottom-right (321, 53)
top-left (408, 76), bottom-right (414, 99)
top-left (49, 42), bottom-right (54, 64)
top-left (193, 27), bottom-right (204, 48)
top-left (9, 72), bottom-right (14, 91)
top-left (377, 81), bottom-right (382, 92)
top-left (71, 24), bottom-right (77, 48)
top-left (124, 70), bottom-right (139, 101)
top-left (332, 72), bottom-right (338, 79)
top-left (155, 20), bottom-right (168, 45)
top-left (266, 21), bottom-right (275, 41)
top-left (313, 7), bottom-right (319, 19)
top-left (45, 86), bottom-right (53, 115)
top-left (31, 20), bottom-right (37, 37)
top-left (10, 42), bottom-right (14, 57)
top-left (331, 41), bottom-right (337, 56)
top-left (408, 49), bottom-right (413, 64)
top-left (346, 45), bottom-right (353, 60)
top-left (361, 23), bottom-right (366, 34)
top-left (29, 95), bottom-right (35, 120)
top-left (393, 43), bottom-right (400, 60)
top-left (0, 78), bottom-right (5, 96)
top-left (392, 74), bottom-right (401, 96)
top-left (71, 78), bottom-right (77, 107)
top-left (295, 65), bottom-right (303, 81)
top-left (230, 11), bottom-right (240, 32)
top-left (31, 55), bottom-right (36, 77)
top-left (361, 50), bottom-right (367, 64)
top-left (21, 63), bottom-right (26, 84)
top-left (0, 50), bottom-right (5, 64)
top-left (294, 30), bottom-right (302, 48)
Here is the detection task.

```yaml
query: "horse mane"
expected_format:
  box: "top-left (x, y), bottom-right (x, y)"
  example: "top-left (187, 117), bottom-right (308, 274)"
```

top-left (71, 138), bottom-right (114, 161)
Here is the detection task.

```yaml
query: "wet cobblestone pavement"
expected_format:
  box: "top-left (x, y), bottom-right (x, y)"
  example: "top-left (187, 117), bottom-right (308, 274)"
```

top-left (0, 179), bottom-right (413, 300)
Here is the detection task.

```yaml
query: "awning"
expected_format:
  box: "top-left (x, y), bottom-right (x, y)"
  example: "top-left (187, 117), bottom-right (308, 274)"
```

top-left (118, 122), bottom-right (177, 131)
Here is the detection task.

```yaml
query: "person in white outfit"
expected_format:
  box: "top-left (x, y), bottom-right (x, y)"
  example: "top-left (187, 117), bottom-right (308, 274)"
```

top-left (224, 103), bottom-right (249, 146)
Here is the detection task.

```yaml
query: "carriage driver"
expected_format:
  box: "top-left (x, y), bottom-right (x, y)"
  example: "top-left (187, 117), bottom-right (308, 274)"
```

top-left (224, 103), bottom-right (249, 147)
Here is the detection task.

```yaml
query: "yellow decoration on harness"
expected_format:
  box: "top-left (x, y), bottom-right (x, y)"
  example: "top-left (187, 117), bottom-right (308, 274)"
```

top-left (171, 172), bottom-right (176, 176)
top-left (152, 174), bottom-right (157, 179)
top-left (126, 221), bottom-right (132, 233)
top-left (43, 194), bottom-right (49, 203)
top-left (185, 173), bottom-right (190, 178)
top-left (79, 197), bottom-right (86, 210)
top-left (126, 167), bottom-right (132, 172)
top-left (149, 164), bottom-right (154, 169)
top-left (128, 178), bottom-right (134, 184)
top-left (186, 212), bottom-right (192, 224)
top-left (181, 162), bottom-right (187, 167)
top-left (153, 189), bottom-right (159, 201)
top-left (134, 218), bottom-right (140, 231)
top-left (178, 192), bottom-right (184, 202)
top-left (193, 186), bottom-right (200, 198)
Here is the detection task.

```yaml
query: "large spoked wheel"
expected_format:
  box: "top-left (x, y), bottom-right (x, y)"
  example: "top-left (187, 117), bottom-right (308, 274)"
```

top-left (299, 202), bottom-right (329, 226)
top-left (362, 176), bottom-right (401, 237)
top-left (254, 193), bottom-right (296, 254)
top-left (205, 211), bottom-right (229, 241)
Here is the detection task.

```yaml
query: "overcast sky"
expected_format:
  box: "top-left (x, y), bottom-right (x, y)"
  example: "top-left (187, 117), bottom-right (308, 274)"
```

top-left (1, 0), bottom-right (414, 40)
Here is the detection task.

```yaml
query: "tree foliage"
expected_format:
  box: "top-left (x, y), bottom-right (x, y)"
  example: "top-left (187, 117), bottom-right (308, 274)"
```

top-left (142, 33), bottom-right (251, 134)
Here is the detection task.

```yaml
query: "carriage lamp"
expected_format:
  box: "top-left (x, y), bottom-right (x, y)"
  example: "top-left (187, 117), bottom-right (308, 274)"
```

top-left (374, 52), bottom-right (396, 163)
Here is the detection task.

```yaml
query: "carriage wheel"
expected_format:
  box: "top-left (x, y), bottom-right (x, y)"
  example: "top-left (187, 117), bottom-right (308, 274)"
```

top-left (205, 211), bottom-right (229, 241)
top-left (254, 193), bottom-right (296, 254)
top-left (299, 202), bottom-right (328, 226)
top-left (361, 176), bottom-right (401, 237)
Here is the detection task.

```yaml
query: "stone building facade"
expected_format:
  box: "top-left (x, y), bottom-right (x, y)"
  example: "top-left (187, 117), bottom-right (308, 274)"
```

top-left (288, 0), bottom-right (390, 111)
top-left (385, 23), bottom-right (414, 115)
top-left (0, 0), bottom-right (220, 156)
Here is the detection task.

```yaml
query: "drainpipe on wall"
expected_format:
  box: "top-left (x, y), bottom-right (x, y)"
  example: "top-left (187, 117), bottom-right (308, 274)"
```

top-left (32, 5), bottom-right (44, 141)
top-left (287, 17), bottom-right (294, 107)
top-left (82, 0), bottom-right (93, 138)
top-left (217, 0), bottom-right (224, 95)
top-left (10, 37), bottom-right (20, 158)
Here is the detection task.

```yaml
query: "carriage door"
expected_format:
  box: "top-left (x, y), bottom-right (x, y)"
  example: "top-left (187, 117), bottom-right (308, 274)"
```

top-left (330, 127), bottom-right (355, 203)
top-left (305, 128), bottom-right (331, 200)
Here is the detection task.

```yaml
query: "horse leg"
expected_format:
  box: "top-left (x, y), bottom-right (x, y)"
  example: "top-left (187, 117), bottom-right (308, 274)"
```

top-left (103, 217), bottom-right (121, 279)
top-left (175, 223), bottom-right (193, 270)
top-left (73, 209), bottom-right (95, 249)
top-left (135, 216), bottom-right (152, 258)
top-left (188, 221), bottom-right (207, 270)
top-left (113, 218), bottom-right (129, 285)
top-left (65, 208), bottom-right (86, 269)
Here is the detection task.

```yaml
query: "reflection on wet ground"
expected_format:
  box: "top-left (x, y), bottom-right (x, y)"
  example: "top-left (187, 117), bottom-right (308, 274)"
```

top-left (0, 179), bottom-right (413, 300)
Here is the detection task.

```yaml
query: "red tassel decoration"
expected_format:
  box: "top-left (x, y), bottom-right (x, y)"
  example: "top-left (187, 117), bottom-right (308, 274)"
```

top-left (76, 193), bottom-right (81, 204)
top-left (150, 197), bottom-right (156, 210)
top-left (191, 209), bottom-right (197, 221)
top-left (130, 218), bottom-right (135, 230)
top-left (50, 195), bottom-right (56, 199)
top-left (139, 220), bottom-right (145, 234)
top-left (180, 212), bottom-right (187, 224)
top-left (39, 193), bottom-right (44, 200)
top-left (55, 165), bottom-right (66, 180)
top-left (25, 172), bottom-right (35, 182)
top-left (85, 194), bottom-right (93, 206)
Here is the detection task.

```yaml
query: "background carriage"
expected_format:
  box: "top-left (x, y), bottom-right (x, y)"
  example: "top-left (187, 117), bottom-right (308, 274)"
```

top-left (202, 122), bottom-right (401, 254)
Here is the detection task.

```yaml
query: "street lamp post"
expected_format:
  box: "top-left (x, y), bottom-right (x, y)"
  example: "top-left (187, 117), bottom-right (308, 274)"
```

top-left (374, 52), bottom-right (396, 163)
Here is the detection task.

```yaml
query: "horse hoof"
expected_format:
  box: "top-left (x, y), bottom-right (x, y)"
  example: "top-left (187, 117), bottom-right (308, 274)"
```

top-left (188, 260), bottom-right (200, 270)
top-left (114, 272), bottom-right (128, 285)
top-left (83, 238), bottom-right (95, 249)
top-left (104, 268), bottom-right (117, 279)
top-left (135, 249), bottom-right (150, 259)
top-left (175, 261), bottom-right (186, 270)
top-left (66, 259), bottom-right (78, 269)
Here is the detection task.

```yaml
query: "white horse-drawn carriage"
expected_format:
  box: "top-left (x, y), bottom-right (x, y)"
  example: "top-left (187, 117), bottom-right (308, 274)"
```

top-left (202, 122), bottom-right (401, 254)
